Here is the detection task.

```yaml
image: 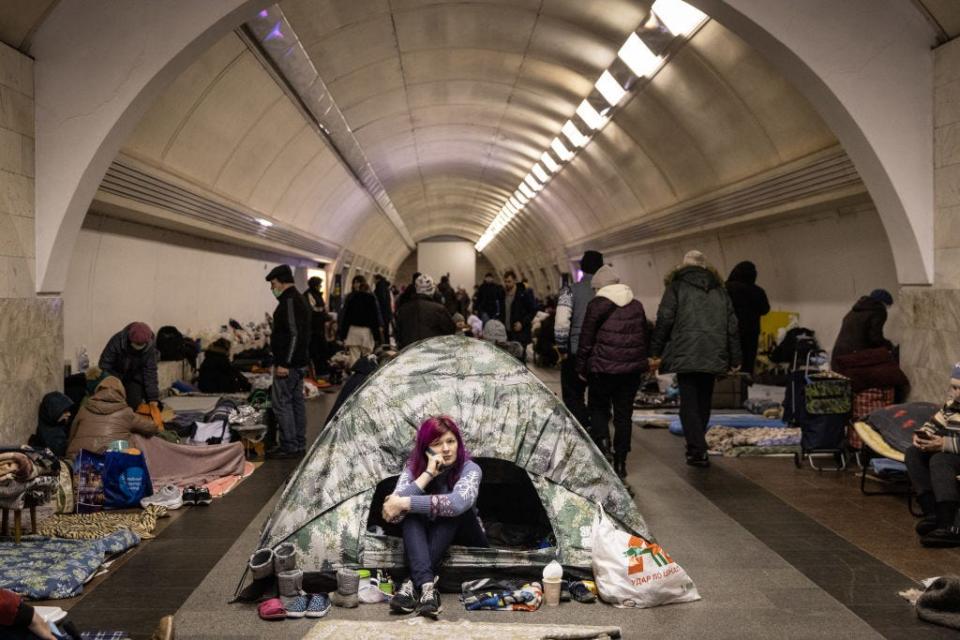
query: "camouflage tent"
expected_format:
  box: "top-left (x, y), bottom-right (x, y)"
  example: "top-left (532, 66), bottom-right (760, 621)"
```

top-left (244, 335), bottom-right (652, 586)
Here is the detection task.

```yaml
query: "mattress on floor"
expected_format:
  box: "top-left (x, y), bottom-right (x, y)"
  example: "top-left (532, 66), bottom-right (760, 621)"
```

top-left (669, 413), bottom-right (788, 436)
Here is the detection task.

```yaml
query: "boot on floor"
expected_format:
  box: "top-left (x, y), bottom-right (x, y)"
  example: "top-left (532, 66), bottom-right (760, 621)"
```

top-left (613, 453), bottom-right (628, 479)
top-left (915, 493), bottom-right (938, 536)
top-left (921, 501), bottom-right (960, 548)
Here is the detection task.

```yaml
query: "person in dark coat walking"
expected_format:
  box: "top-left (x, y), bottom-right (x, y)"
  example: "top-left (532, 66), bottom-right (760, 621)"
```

top-left (437, 275), bottom-right (458, 316)
top-left (304, 276), bottom-right (329, 375)
top-left (339, 275), bottom-right (383, 364)
top-left (473, 273), bottom-right (504, 323)
top-left (725, 261), bottom-right (770, 375)
top-left (831, 289), bottom-right (894, 367)
top-left (395, 272), bottom-right (421, 310)
top-left (503, 270), bottom-right (534, 359)
top-left (99, 322), bottom-right (160, 410)
top-left (576, 266), bottom-right (648, 478)
top-left (266, 264), bottom-right (312, 458)
top-left (395, 274), bottom-right (457, 348)
top-left (650, 250), bottom-right (742, 468)
top-left (373, 274), bottom-right (394, 345)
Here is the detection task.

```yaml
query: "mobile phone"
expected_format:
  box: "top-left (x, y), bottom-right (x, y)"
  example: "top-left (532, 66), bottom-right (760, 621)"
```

top-left (916, 430), bottom-right (933, 440)
top-left (427, 447), bottom-right (448, 470)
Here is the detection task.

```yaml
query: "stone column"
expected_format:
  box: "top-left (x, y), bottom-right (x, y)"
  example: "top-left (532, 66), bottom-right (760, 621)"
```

top-left (0, 43), bottom-right (63, 445)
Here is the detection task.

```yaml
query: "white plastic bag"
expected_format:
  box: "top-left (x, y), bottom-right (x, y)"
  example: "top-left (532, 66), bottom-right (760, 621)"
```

top-left (591, 503), bottom-right (700, 608)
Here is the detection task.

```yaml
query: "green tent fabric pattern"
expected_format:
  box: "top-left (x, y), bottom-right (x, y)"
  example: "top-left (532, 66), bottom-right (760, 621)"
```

top-left (255, 335), bottom-right (650, 573)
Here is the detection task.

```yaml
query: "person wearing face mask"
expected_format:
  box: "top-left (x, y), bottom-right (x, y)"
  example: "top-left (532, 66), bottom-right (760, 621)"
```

top-left (98, 321), bottom-right (160, 410)
top-left (265, 264), bottom-right (312, 459)
top-left (31, 391), bottom-right (75, 458)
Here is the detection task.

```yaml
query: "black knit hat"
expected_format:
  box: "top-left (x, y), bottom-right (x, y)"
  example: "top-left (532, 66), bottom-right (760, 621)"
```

top-left (265, 264), bottom-right (294, 284)
top-left (580, 250), bottom-right (604, 275)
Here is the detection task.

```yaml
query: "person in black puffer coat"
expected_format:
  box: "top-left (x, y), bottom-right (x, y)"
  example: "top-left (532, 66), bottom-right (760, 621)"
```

top-left (831, 289), bottom-right (894, 367)
top-left (32, 392), bottom-right (75, 457)
top-left (650, 250), bottom-right (741, 468)
top-left (198, 339), bottom-right (252, 394)
top-left (726, 261), bottom-right (770, 375)
top-left (98, 322), bottom-right (160, 410)
top-left (576, 265), bottom-right (648, 479)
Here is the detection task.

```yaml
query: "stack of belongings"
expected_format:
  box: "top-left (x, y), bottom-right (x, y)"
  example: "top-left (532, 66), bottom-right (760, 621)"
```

top-left (0, 447), bottom-right (60, 516)
top-left (461, 578), bottom-right (543, 611)
top-left (833, 346), bottom-right (907, 419)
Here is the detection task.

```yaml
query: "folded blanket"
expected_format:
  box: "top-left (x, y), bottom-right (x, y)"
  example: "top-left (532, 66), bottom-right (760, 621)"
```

top-left (917, 575), bottom-right (960, 631)
top-left (706, 426), bottom-right (801, 455)
top-left (38, 504), bottom-right (167, 539)
top-left (669, 415), bottom-right (788, 436)
top-left (131, 434), bottom-right (245, 488)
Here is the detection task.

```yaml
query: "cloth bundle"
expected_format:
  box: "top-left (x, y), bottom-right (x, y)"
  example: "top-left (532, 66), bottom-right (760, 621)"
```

top-left (37, 504), bottom-right (167, 540)
top-left (460, 579), bottom-right (543, 611)
top-left (0, 452), bottom-right (33, 483)
top-left (706, 426), bottom-right (801, 455)
top-left (0, 447), bottom-right (61, 508)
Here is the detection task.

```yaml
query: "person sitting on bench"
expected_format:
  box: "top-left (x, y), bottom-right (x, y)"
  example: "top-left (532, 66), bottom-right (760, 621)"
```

top-left (906, 362), bottom-right (960, 547)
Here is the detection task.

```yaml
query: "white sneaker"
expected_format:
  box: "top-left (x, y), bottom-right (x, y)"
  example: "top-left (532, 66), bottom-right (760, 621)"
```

top-left (141, 484), bottom-right (183, 510)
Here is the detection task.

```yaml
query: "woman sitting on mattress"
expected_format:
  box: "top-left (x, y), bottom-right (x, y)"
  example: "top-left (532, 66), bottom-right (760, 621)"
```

top-left (381, 415), bottom-right (488, 619)
top-left (906, 362), bottom-right (960, 548)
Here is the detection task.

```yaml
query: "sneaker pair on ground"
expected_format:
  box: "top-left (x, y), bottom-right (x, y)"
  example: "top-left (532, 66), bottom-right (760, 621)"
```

top-left (258, 594), bottom-right (330, 620)
top-left (389, 578), bottom-right (441, 618)
top-left (183, 485), bottom-right (212, 505)
top-left (141, 484), bottom-right (183, 510)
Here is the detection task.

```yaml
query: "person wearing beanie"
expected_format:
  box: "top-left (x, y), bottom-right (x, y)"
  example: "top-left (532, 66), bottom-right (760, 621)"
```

top-left (575, 265), bottom-right (649, 479)
top-left (266, 263), bottom-right (312, 458)
top-left (395, 273), bottom-right (456, 348)
top-left (650, 251), bottom-right (741, 468)
top-left (831, 289), bottom-right (895, 368)
top-left (98, 321), bottom-right (160, 409)
top-left (905, 363), bottom-right (960, 548)
top-left (555, 250), bottom-right (604, 429)
top-left (726, 261), bottom-right (770, 375)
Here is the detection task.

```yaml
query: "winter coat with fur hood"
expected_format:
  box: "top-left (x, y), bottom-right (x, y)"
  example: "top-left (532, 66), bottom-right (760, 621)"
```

top-left (576, 283), bottom-right (649, 376)
top-left (651, 265), bottom-right (742, 375)
top-left (67, 377), bottom-right (157, 458)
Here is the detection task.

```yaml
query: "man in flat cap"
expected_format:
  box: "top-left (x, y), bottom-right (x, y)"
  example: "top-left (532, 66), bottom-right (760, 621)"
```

top-left (265, 264), bottom-right (312, 458)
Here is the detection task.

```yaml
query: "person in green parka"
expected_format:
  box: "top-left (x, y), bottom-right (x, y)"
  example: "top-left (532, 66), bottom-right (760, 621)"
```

top-left (650, 250), bottom-right (742, 468)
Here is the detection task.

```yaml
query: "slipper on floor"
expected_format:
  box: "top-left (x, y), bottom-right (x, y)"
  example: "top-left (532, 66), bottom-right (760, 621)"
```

top-left (258, 597), bottom-right (286, 620)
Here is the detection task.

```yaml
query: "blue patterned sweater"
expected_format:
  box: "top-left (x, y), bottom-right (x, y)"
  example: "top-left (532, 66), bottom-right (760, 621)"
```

top-left (393, 459), bottom-right (482, 519)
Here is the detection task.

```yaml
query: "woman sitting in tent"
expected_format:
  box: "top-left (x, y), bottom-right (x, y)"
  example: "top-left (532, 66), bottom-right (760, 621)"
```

top-left (381, 415), bottom-right (488, 618)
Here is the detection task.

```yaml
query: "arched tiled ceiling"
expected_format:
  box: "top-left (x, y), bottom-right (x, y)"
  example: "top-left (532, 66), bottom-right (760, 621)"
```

top-left (115, 0), bottom-right (838, 275)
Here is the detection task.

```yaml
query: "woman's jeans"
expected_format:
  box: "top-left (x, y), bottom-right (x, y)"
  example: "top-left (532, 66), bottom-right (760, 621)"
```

top-left (402, 510), bottom-right (488, 588)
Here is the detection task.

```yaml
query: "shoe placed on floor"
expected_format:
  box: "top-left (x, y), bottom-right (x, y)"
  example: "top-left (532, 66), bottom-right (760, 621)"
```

top-left (150, 614), bottom-right (174, 640)
top-left (569, 580), bottom-right (597, 603)
top-left (305, 593), bottom-right (332, 618)
top-left (921, 526), bottom-right (960, 548)
top-left (182, 486), bottom-right (198, 505)
top-left (417, 580), bottom-right (441, 618)
top-left (281, 594), bottom-right (308, 618)
top-left (916, 515), bottom-right (939, 536)
top-left (330, 590), bottom-right (358, 608)
top-left (685, 453), bottom-right (710, 468)
top-left (257, 597), bottom-right (287, 621)
top-left (141, 484), bottom-right (183, 510)
top-left (559, 580), bottom-right (571, 602)
top-left (194, 486), bottom-right (212, 506)
top-left (248, 548), bottom-right (276, 580)
top-left (613, 455), bottom-right (627, 479)
top-left (390, 579), bottom-right (418, 614)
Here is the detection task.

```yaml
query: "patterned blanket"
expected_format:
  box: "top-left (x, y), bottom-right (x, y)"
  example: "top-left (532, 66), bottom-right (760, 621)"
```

top-left (461, 579), bottom-right (543, 611)
top-left (0, 530), bottom-right (139, 598)
top-left (37, 504), bottom-right (166, 540)
top-left (706, 426), bottom-right (801, 456)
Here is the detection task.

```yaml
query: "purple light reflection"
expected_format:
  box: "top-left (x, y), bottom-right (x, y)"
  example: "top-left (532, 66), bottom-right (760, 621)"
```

top-left (264, 21), bottom-right (283, 42)
top-left (258, 9), bottom-right (268, 18)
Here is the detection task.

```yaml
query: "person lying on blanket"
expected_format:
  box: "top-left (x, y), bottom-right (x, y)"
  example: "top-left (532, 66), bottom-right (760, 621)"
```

top-left (381, 415), bottom-right (488, 619)
top-left (906, 362), bottom-right (960, 548)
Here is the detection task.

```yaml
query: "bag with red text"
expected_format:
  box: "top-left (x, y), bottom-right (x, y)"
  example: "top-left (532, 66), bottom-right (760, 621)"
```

top-left (591, 503), bottom-right (700, 608)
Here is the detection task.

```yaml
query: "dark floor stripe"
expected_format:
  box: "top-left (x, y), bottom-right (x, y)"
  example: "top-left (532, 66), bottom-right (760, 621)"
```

top-left (638, 431), bottom-right (953, 640)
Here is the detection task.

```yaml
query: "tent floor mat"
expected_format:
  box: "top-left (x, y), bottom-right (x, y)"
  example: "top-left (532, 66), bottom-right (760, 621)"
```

top-left (302, 618), bottom-right (622, 640)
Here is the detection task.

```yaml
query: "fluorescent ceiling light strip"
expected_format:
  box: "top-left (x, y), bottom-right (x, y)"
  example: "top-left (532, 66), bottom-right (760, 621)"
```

top-left (519, 182), bottom-right (536, 199)
top-left (515, 190), bottom-right (529, 204)
top-left (595, 70), bottom-right (626, 106)
top-left (576, 101), bottom-right (605, 131)
top-left (551, 137), bottom-right (574, 162)
top-left (532, 163), bottom-right (549, 184)
top-left (255, 217), bottom-right (274, 227)
top-left (541, 151), bottom-right (560, 173)
top-left (653, 0), bottom-right (707, 36)
top-left (561, 120), bottom-right (588, 148)
top-left (509, 196), bottom-right (522, 210)
top-left (618, 32), bottom-right (662, 77)
top-left (524, 174), bottom-right (542, 193)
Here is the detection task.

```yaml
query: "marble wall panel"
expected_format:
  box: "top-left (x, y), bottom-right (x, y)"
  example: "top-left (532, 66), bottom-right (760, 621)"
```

top-left (0, 297), bottom-right (63, 446)
top-left (897, 288), bottom-right (960, 403)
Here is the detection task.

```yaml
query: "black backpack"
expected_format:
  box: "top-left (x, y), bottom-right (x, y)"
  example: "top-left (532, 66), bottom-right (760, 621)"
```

top-left (156, 325), bottom-right (184, 361)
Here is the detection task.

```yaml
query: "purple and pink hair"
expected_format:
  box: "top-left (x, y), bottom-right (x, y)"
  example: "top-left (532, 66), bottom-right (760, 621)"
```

top-left (407, 415), bottom-right (470, 484)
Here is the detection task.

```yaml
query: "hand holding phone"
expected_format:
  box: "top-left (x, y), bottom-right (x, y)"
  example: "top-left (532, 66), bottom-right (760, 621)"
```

top-left (426, 447), bottom-right (446, 474)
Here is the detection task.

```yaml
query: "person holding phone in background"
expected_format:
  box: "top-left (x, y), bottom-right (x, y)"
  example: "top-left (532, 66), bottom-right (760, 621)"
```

top-left (381, 416), bottom-right (487, 618)
top-left (906, 362), bottom-right (960, 547)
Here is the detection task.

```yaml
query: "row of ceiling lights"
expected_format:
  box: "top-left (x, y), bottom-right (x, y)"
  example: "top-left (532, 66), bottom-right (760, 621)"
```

top-left (474, 0), bottom-right (708, 252)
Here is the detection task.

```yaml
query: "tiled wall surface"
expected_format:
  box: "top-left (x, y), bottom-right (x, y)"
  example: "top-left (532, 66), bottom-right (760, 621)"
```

top-left (0, 42), bottom-right (64, 446)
